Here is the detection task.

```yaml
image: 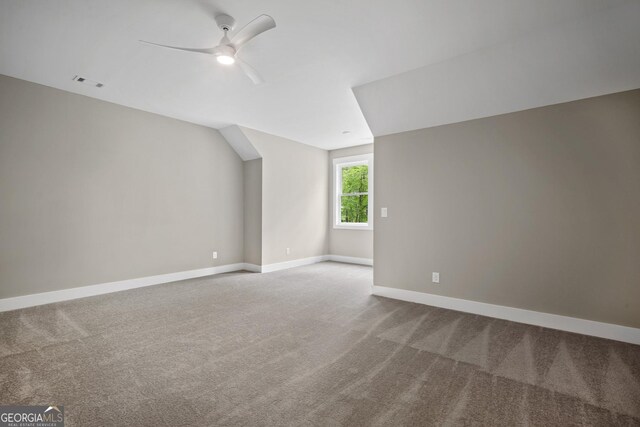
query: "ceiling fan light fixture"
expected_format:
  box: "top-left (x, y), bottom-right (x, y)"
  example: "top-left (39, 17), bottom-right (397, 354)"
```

top-left (140, 13), bottom-right (275, 84)
top-left (214, 44), bottom-right (236, 65)
top-left (216, 55), bottom-right (236, 65)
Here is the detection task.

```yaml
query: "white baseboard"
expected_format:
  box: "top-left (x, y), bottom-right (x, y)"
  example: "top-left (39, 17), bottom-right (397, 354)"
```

top-left (0, 256), bottom-right (371, 313)
top-left (0, 263), bottom-right (249, 312)
top-left (260, 255), bottom-right (329, 273)
top-left (372, 285), bottom-right (640, 346)
top-left (233, 254), bottom-right (373, 274)
top-left (242, 263), bottom-right (262, 273)
top-left (327, 255), bottom-right (373, 266)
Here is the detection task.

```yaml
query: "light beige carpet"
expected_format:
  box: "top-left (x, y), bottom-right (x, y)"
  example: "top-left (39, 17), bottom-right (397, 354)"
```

top-left (1, 262), bottom-right (639, 426)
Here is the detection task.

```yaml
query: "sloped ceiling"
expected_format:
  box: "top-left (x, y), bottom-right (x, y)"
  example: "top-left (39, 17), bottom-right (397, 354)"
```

top-left (353, 1), bottom-right (640, 137)
top-left (0, 0), bottom-right (637, 149)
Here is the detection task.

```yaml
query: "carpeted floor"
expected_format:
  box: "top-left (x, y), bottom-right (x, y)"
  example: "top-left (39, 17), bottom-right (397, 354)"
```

top-left (1, 262), bottom-right (639, 426)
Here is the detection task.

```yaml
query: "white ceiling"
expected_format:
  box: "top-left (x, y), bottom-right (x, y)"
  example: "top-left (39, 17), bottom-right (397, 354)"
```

top-left (0, 0), bottom-right (636, 149)
top-left (354, 1), bottom-right (640, 137)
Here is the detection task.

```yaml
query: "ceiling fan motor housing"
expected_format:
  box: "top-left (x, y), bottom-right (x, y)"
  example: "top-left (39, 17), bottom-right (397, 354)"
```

top-left (213, 44), bottom-right (236, 58)
top-left (215, 14), bottom-right (236, 32)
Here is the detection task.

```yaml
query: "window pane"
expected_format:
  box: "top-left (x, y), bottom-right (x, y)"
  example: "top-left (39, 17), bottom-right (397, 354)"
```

top-left (341, 195), bottom-right (368, 223)
top-left (341, 165), bottom-right (368, 194)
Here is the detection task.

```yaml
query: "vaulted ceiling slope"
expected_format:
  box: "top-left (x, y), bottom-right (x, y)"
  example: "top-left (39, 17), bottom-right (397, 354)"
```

top-left (353, 1), bottom-right (640, 137)
top-left (0, 1), bottom-right (637, 149)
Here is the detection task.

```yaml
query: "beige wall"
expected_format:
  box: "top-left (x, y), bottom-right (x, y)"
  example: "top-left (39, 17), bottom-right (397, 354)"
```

top-left (374, 89), bottom-right (640, 328)
top-left (328, 144), bottom-right (374, 259)
top-left (243, 159), bottom-right (262, 266)
top-left (241, 127), bottom-right (329, 265)
top-left (0, 75), bottom-right (244, 299)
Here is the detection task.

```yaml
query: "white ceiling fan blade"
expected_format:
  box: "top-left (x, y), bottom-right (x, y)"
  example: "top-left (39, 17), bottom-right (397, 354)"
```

top-left (139, 40), bottom-right (215, 55)
top-left (236, 59), bottom-right (264, 85)
top-left (230, 14), bottom-right (276, 51)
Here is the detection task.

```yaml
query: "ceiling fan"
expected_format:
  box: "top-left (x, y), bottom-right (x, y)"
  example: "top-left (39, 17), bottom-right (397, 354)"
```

top-left (141, 13), bottom-right (276, 84)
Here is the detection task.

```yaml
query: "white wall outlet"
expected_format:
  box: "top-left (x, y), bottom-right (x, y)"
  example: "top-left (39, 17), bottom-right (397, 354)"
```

top-left (286, 247), bottom-right (291, 255)
top-left (432, 272), bottom-right (440, 283)
top-left (381, 207), bottom-right (388, 218)
top-left (212, 251), bottom-right (218, 260)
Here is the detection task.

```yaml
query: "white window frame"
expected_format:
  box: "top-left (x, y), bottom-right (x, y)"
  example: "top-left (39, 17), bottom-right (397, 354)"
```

top-left (333, 153), bottom-right (373, 230)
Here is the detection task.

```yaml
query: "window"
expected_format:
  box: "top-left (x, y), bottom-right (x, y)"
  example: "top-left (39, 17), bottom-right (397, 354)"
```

top-left (333, 153), bottom-right (373, 230)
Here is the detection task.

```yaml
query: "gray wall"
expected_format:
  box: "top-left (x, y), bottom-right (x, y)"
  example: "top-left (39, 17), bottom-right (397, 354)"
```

top-left (328, 144), bottom-right (374, 260)
top-left (243, 159), bottom-right (262, 266)
top-left (241, 127), bottom-right (329, 265)
top-left (0, 75), bottom-right (244, 299)
top-left (374, 89), bottom-right (640, 328)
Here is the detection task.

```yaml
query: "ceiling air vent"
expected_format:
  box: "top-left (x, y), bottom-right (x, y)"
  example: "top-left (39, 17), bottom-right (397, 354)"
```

top-left (72, 75), bottom-right (103, 88)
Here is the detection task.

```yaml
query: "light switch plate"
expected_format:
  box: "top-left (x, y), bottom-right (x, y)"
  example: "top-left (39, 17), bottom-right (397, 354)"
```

top-left (381, 207), bottom-right (388, 218)
top-left (432, 272), bottom-right (440, 283)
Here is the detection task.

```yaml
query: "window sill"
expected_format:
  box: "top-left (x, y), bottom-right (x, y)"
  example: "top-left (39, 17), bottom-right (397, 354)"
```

top-left (333, 224), bottom-right (373, 231)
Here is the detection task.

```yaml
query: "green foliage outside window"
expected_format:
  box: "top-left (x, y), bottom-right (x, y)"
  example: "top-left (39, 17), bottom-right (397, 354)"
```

top-left (341, 165), bottom-right (368, 223)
